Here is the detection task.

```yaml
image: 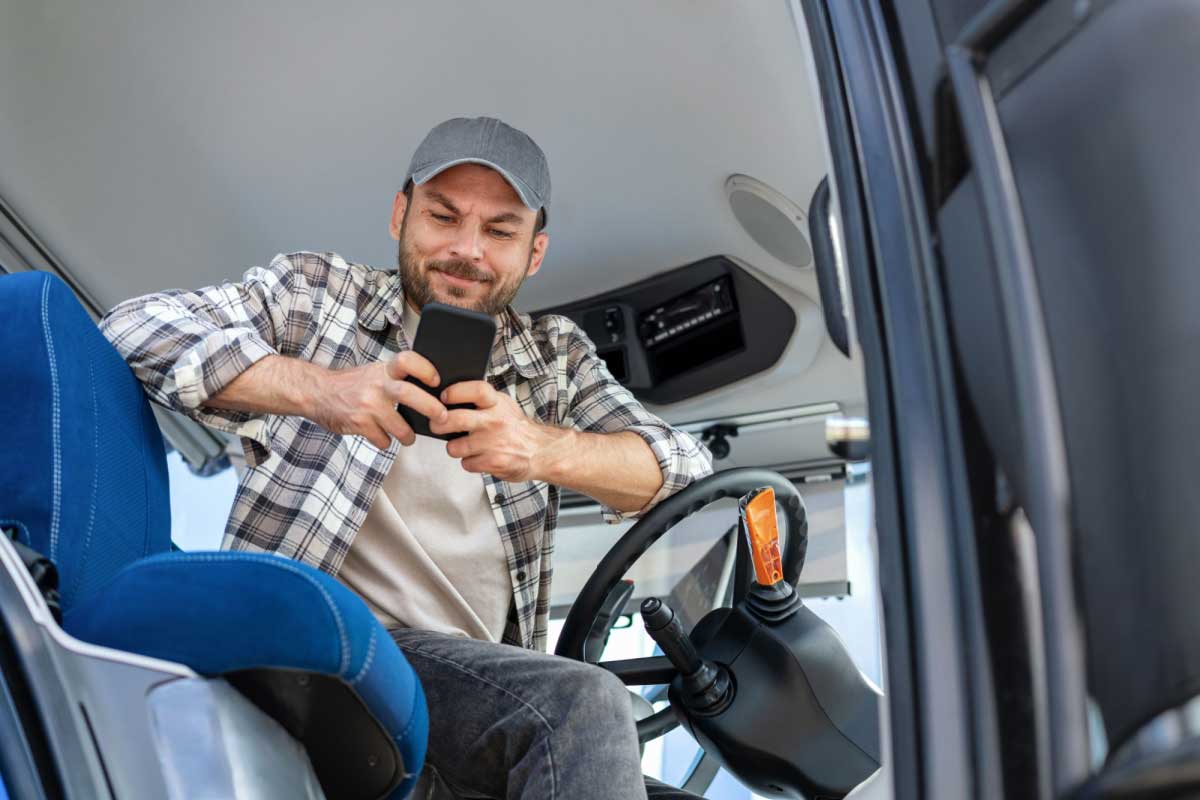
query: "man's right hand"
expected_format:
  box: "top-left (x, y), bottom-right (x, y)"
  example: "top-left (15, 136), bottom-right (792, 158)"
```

top-left (306, 352), bottom-right (448, 449)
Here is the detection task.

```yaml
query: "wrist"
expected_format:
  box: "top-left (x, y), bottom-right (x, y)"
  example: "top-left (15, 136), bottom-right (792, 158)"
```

top-left (289, 359), bottom-right (329, 420)
top-left (530, 423), bottom-right (575, 484)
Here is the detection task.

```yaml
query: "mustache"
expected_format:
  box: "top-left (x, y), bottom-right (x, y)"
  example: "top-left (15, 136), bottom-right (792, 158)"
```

top-left (428, 259), bottom-right (494, 283)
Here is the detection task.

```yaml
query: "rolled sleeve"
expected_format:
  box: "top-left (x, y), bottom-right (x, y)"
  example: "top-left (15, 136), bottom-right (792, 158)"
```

top-left (100, 253), bottom-right (321, 458)
top-left (169, 327), bottom-right (276, 414)
top-left (165, 326), bottom-right (277, 453)
top-left (607, 421), bottom-right (713, 523)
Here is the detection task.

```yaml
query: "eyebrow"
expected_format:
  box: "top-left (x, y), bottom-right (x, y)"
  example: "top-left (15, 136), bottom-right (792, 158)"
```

top-left (423, 189), bottom-right (526, 227)
top-left (485, 211), bottom-right (525, 226)
top-left (423, 190), bottom-right (462, 217)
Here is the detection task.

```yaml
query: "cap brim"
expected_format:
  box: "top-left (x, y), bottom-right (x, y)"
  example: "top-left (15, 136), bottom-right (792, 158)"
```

top-left (411, 158), bottom-right (542, 215)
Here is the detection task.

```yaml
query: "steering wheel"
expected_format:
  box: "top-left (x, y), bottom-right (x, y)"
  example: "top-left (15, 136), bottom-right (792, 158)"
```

top-left (554, 468), bottom-right (808, 743)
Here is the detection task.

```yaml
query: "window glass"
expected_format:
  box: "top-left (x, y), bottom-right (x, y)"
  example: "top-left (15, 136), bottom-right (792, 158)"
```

top-left (165, 452), bottom-right (237, 550)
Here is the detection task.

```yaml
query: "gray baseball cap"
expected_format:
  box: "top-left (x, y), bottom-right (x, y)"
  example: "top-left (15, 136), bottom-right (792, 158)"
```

top-left (404, 116), bottom-right (551, 225)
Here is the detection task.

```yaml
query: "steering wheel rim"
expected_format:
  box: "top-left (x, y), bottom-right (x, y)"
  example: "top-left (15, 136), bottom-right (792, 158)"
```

top-left (554, 468), bottom-right (809, 742)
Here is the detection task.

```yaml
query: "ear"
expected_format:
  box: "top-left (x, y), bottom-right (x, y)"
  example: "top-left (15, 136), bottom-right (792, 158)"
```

top-left (526, 231), bottom-right (550, 277)
top-left (389, 190), bottom-right (409, 240)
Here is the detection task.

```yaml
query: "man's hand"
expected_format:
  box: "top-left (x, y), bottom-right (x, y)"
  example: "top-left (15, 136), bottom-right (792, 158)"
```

top-left (431, 380), bottom-right (666, 512)
top-left (431, 381), bottom-right (565, 482)
top-left (306, 352), bottom-right (449, 450)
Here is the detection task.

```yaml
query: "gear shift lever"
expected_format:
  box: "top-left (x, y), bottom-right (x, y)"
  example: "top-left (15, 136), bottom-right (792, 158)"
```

top-left (641, 597), bottom-right (733, 716)
top-left (740, 487), bottom-right (802, 622)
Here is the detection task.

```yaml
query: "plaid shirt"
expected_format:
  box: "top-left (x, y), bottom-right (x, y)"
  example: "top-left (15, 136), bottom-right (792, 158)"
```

top-left (101, 251), bottom-right (712, 650)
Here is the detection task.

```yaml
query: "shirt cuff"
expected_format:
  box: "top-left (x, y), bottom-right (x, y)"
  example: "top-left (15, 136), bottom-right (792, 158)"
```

top-left (168, 327), bottom-right (277, 455)
top-left (600, 424), bottom-right (713, 523)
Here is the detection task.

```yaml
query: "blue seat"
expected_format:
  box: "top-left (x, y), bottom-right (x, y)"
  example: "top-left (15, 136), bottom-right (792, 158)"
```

top-left (0, 271), bottom-right (427, 799)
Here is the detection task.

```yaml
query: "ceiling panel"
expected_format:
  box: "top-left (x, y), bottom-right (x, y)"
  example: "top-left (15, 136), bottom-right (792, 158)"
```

top-left (0, 1), bottom-right (827, 311)
top-left (0, 1), bottom-right (863, 441)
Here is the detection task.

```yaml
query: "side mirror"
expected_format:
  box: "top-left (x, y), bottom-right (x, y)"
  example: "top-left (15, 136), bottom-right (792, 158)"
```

top-left (809, 176), bottom-right (853, 358)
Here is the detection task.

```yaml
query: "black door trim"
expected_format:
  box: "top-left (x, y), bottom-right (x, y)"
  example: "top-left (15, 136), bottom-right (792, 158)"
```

top-left (943, 2), bottom-right (1092, 794)
top-left (802, 1), bottom-right (1003, 797)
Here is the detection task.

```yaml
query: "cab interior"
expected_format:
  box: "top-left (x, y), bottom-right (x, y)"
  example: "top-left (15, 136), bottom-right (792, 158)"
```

top-left (0, 3), bottom-right (887, 799)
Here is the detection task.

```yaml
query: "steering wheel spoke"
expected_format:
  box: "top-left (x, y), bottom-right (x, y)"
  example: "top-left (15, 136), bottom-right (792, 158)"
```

top-left (637, 706), bottom-right (681, 744)
top-left (598, 655), bottom-right (677, 686)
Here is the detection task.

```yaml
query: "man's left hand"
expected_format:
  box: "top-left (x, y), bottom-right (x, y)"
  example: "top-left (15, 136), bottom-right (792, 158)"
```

top-left (430, 381), bottom-right (565, 482)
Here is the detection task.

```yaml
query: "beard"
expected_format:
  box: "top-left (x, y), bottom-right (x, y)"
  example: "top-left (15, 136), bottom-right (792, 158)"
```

top-left (397, 231), bottom-right (531, 317)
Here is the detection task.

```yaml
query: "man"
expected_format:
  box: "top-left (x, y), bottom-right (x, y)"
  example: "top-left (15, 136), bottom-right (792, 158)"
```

top-left (102, 116), bottom-right (713, 799)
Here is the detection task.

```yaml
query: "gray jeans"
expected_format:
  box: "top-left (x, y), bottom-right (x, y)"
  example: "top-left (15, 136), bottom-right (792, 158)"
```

top-left (389, 628), bottom-right (704, 800)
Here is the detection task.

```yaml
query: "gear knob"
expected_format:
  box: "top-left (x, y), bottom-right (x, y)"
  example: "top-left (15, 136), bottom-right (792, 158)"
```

top-left (740, 487), bottom-right (784, 586)
top-left (739, 487), bottom-right (802, 622)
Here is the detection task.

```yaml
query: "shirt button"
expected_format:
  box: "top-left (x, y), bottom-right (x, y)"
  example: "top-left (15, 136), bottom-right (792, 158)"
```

top-left (494, 491), bottom-right (506, 504)
top-left (516, 570), bottom-right (527, 582)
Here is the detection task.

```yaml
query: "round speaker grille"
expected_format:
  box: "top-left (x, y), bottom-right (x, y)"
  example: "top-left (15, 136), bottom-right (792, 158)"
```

top-left (725, 174), bottom-right (812, 268)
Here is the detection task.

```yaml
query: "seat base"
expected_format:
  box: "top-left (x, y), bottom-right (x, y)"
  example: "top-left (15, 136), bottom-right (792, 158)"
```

top-left (228, 668), bottom-right (403, 800)
top-left (149, 677), bottom-right (327, 799)
top-left (65, 551), bottom-right (428, 799)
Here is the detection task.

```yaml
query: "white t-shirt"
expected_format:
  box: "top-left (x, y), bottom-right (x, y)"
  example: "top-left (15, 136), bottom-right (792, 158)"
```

top-left (338, 303), bottom-right (512, 641)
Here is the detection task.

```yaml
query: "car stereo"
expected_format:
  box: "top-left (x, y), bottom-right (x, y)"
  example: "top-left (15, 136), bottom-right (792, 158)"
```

top-left (638, 276), bottom-right (736, 348)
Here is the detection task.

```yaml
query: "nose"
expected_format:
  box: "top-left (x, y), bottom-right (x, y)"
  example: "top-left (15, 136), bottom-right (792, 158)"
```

top-left (447, 220), bottom-right (485, 262)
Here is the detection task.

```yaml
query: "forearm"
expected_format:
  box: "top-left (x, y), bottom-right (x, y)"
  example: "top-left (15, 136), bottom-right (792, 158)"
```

top-left (204, 354), bottom-right (321, 418)
top-left (210, 350), bottom-right (447, 451)
top-left (535, 427), bottom-right (664, 513)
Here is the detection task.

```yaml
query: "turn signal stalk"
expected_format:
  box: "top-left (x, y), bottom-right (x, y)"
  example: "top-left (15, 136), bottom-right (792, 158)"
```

top-left (641, 598), bottom-right (733, 716)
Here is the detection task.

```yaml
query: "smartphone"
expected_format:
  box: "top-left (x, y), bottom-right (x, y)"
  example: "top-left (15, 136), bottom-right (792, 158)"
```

top-left (397, 302), bottom-right (497, 441)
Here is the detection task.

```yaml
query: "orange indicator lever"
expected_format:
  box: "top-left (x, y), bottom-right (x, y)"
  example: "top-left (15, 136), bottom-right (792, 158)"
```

top-left (741, 487), bottom-right (784, 586)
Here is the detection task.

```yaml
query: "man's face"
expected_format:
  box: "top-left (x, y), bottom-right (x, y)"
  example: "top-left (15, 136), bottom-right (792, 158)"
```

top-left (390, 163), bottom-right (549, 316)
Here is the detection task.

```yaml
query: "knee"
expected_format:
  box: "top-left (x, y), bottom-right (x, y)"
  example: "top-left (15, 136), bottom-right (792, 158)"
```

top-left (563, 665), bottom-right (636, 732)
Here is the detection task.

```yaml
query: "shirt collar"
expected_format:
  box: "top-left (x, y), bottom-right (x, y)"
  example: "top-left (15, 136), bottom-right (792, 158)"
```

top-left (356, 270), bottom-right (553, 380)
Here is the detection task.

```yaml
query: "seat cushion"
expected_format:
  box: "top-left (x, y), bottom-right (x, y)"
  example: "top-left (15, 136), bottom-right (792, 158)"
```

top-left (64, 551), bottom-right (428, 798)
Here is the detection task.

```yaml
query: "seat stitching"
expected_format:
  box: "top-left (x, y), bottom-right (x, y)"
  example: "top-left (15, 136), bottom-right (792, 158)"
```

top-left (395, 677), bottom-right (424, 778)
top-left (69, 359), bottom-right (100, 600)
top-left (349, 625), bottom-right (377, 686)
top-left (144, 553), bottom-right (351, 674)
top-left (40, 278), bottom-right (62, 561)
top-left (397, 677), bottom-right (422, 745)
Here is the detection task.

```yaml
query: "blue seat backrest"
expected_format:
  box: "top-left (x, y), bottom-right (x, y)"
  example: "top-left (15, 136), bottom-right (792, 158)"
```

top-left (0, 272), bottom-right (172, 612)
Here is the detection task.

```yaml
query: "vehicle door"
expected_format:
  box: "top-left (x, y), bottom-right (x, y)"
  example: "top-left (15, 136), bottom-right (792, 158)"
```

top-left (806, 0), bottom-right (1200, 798)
